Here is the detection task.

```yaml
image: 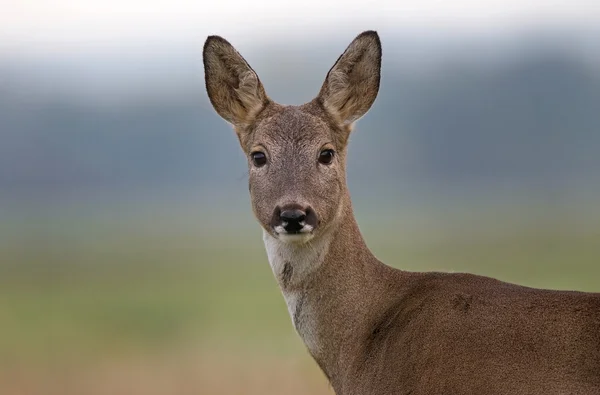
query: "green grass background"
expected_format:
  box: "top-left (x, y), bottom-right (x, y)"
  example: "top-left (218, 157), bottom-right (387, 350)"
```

top-left (1, 204), bottom-right (598, 394)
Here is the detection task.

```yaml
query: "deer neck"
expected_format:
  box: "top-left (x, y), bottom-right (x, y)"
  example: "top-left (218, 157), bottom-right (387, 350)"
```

top-left (263, 198), bottom-right (384, 384)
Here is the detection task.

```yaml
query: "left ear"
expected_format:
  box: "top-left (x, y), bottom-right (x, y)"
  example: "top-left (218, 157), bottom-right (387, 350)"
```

top-left (317, 30), bottom-right (382, 125)
top-left (203, 35), bottom-right (269, 129)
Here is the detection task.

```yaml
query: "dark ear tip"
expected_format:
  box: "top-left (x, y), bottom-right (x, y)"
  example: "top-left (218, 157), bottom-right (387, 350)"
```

top-left (356, 30), bottom-right (381, 51)
top-left (203, 35), bottom-right (231, 56)
top-left (359, 30), bottom-right (379, 38)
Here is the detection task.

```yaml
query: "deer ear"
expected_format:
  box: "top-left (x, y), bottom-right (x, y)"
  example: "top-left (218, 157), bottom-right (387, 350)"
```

top-left (203, 36), bottom-right (269, 128)
top-left (317, 31), bottom-right (381, 125)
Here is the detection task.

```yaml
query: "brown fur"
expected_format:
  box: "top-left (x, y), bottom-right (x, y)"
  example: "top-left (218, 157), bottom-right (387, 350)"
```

top-left (203, 30), bottom-right (600, 395)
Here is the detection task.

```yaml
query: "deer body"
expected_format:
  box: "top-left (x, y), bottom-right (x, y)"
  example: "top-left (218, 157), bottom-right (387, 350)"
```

top-left (203, 31), bottom-right (600, 394)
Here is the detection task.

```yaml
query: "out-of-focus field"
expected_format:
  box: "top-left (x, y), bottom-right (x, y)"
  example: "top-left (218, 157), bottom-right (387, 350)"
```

top-left (2, 3), bottom-right (600, 393)
top-left (1, 208), bottom-right (599, 395)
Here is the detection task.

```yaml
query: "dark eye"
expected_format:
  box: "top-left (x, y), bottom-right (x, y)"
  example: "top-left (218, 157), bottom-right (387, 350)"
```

top-left (318, 149), bottom-right (335, 165)
top-left (251, 151), bottom-right (267, 167)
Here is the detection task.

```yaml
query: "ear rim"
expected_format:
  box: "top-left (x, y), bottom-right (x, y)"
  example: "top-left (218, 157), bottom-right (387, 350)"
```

top-left (317, 30), bottom-right (382, 125)
top-left (202, 35), bottom-right (270, 126)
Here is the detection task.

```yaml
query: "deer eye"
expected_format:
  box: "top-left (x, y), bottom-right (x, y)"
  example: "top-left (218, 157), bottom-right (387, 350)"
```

top-left (251, 151), bottom-right (267, 167)
top-left (318, 149), bottom-right (335, 165)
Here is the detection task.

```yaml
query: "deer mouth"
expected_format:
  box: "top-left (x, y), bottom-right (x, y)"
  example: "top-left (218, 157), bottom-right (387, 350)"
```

top-left (273, 224), bottom-right (315, 244)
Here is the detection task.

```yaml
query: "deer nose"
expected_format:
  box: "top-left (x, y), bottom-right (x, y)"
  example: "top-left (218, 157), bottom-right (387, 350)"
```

top-left (271, 204), bottom-right (318, 235)
top-left (280, 209), bottom-right (306, 233)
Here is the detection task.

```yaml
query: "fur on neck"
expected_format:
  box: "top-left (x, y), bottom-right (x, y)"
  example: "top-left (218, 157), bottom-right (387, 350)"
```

top-left (262, 229), bottom-right (334, 356)
top-left (263, 230), bottom-right (333, 290)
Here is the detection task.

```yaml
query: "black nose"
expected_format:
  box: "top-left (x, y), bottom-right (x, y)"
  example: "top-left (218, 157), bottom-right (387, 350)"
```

top-left (280, 209), bottom-right (306, 233)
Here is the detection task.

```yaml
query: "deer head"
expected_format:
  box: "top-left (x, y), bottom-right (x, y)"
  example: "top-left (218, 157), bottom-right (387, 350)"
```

top-left (203, 31), bottom-right (381, 244)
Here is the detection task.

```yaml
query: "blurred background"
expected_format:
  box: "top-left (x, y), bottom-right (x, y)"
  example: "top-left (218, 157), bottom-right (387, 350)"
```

top-left (1, 1), bottom-right (599, 394)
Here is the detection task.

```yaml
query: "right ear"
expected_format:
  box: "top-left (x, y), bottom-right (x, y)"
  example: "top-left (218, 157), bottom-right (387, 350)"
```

top-left (203, 36), bottom-right (269, 128)
top-left (317, 31), bottom-right (381, 126)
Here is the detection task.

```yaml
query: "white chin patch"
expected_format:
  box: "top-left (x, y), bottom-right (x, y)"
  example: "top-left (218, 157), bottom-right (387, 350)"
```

top-left (278, 233), bottom-right (314, 244)
top-left (274, 225), bottom-right (315, 244)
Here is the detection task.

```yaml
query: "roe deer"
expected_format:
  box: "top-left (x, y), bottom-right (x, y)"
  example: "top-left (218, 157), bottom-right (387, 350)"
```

top-left (202, 30), bottom-right (600, 395)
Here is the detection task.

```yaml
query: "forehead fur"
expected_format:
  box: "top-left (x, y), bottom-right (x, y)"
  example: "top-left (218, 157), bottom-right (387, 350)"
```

top-left (237, 100), bottom-right (352, 151)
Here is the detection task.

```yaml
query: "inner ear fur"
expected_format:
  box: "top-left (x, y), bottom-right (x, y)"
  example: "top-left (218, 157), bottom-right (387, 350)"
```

top-left (317, 30), bottom-right (382, 125)
top-left (203, 35), bottom-right (270, 129)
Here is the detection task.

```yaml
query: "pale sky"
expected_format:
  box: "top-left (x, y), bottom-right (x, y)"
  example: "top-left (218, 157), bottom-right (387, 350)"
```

top-left (2, 0), bottom-right (599, 52)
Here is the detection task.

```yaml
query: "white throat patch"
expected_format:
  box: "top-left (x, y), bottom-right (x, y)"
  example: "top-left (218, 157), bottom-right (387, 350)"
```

top-left (263, 230), bottom-right (332, 355)
top-left (263, 230), bottom-right (331, 291)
